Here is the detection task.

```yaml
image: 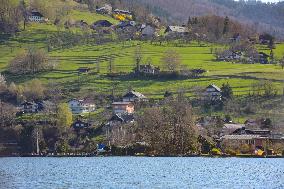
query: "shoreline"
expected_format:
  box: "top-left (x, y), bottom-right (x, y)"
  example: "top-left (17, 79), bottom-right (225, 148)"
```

top-left (1, 154), bottom-right (283, 158)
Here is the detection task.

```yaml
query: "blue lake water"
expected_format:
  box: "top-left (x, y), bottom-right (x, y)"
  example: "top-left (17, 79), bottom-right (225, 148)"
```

top-left (0, 157), bottom-right (283, 189)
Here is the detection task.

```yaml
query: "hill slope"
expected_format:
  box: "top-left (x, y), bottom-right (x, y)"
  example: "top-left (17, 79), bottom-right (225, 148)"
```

top-left (138, 0), bottom-right (284, 39)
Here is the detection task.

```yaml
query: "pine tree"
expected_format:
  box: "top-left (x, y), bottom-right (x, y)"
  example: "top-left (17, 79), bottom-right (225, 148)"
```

top-left (223, 16), bottom-right (229, 35)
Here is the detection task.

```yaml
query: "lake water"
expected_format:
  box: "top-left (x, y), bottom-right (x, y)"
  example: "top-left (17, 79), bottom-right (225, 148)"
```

top-left (0, 157), bottom-right (283, 189)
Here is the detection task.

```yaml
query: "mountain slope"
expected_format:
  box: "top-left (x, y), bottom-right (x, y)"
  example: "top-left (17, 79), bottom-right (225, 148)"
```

top-left (138, 0), bottom-right (284, 39)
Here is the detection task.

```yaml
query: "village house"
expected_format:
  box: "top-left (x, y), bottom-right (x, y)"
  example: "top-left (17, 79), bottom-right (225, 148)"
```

top-left (112, 102), bottom-right (134, 114)
top-left (232, 127), bottom-right (271, 137)
top-left (203, 84), bottom-right (222, 101)
top-left (68, 99), bottom-right (96, 114)
top-left (19, 101), bottom-right (39, 113)
top-left (141, 24), bottom-right (156, 38)
top-left (217, 50), bottom-right (243, 62)
top-left (91, 20), bottom-right (113, 29)
top-left (138, 64), bottom-right (160, 75)
top-left (117, 21), bottom-right (136, 29)
top-left (221, 123), bottom-right (245, 136)
top-left (107, 113), bottom-right (134, 127)
top-left (28, 10), bottom-right (46, 22)
top-left (96, 4), bottom-right (112, 15)
top-left (113, 9), bottom-right (133, 21)
top-left (165, 26), bottom-right (189, 35)
top-left (72, 119), bottom-right (90, 129)
top-left (122, 90), bottom-right (147, 102)
top-left (230, 33), bottom-right (241, 43)
top-left (78, 67), bottom-right (91, 73)
top-left (256, 52), bottom-right (269, 64)
top-left (221, 134), bottom-right (268, 151)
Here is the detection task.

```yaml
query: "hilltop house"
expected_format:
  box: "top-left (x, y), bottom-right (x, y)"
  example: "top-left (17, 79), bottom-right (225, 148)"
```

top-left (230, 33), bottom-right (241, 43)
top-left (91, 20), bottom-right (113, 29)
top-left (96, 4), bottom-right (112, 15)
top-left (28, 10), bottom-right (45, 22)
top-left (107, 113), bottom-right (134, 126)
top-left (217, 50), bottom-right (243, 62)
top-left (138, 64), bottom-right (160, 75)
top-left (113, 9), bottom-right (133, 21)
top-left (68, 99), bottom-right (96, 114)
top-left (141, 25), bottom-right (156, 38)
top-left (221, 134), bottom-right (267, 151)
top-left (256, 52), bottom-right (269, 64)
top-left (19, 101), bottom-right (39, 113)
top-left (165, 26), bottom-right (189, 35)
top-left (221, 123), bottom-right (245, 136)
top-left (203, 84), bottom-right (222, 101)
top-left (78, 67), bottom-right (91, 73)
top-left (112, 102), bottom-right (134, 114)
top-left (117, 21), bottom-right (136, 29)
top-left (123, 90), bottom-right (147, 102)
top-left (72, 119), bottom-right (90, 129)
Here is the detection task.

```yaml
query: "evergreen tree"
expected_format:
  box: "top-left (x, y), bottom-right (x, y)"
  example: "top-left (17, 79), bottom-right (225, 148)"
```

top-left (221, 82), bottom-right (233, 101)
top-left (223, 16), bottom-right (229, 35)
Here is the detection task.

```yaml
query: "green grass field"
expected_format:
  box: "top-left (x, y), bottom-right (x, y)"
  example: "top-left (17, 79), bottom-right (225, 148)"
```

top-left (1, 11), bottom-right (284, 99)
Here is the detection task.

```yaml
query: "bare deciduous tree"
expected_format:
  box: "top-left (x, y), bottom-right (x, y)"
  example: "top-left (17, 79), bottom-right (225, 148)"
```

top-left (161, 49), bottom-right (181, 72)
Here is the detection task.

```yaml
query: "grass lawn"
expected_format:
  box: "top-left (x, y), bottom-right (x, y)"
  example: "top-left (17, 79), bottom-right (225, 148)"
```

top-left (1, 21), bottom-right (284, 99)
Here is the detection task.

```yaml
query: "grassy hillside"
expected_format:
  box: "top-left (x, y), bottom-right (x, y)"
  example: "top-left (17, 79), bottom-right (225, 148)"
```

top-left (1, 11), bottom-right (284, 100)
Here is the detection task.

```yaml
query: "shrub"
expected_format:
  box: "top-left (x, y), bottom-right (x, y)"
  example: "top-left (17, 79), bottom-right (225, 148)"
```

top-left (225, 149), bottom-right (237, 156)
top-left (211, 148), bottom-right (222, 155)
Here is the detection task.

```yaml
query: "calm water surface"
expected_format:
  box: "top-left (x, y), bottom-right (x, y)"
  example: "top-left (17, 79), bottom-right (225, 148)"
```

top-left (0, 157), bottom-right (283, 189)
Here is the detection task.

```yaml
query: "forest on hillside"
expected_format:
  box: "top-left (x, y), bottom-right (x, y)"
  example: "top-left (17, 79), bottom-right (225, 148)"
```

top-left (137, 0), bottom-right (284, 39)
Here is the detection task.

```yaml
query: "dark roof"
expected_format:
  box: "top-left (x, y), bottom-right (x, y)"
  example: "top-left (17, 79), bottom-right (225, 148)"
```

top-left (113, 9), bottom-right (132, 15)
top-left (21, 101), bottom-right (36, 106)
top-left (31, 11), bottom-right (44, 17)
top-left (259, 52), bottom-right (269, 58)
top-left (78, 67), bottom-right (91, 73)
top-left (117, 21), bottom-right (136, 28)
top-left (207, 84), bottom-right (222, 92)
top-left (232, 128), bottom-right (271, 136)
top-left (123, 91), bottom-right (146, 99)
top-left (72, 120), bottom-right (90, 128)
top-left (112, 102), bottom-right (133, 105)
top-left (165, 26), bottom-right (189, 33)
top-left (109, 114), bottom-right (134, 123)
top-left (92, 20), bottom-right (113, 27)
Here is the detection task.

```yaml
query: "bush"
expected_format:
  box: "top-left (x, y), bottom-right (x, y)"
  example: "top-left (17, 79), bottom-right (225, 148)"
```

top-left (225, 149), bottom-right (237, 156)
top-left (211, 148), bottom-right (222, 155)
top-left (9, 48), bottom-right (56, 75)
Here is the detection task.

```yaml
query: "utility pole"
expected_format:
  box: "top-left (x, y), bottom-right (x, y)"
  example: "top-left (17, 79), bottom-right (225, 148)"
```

top-left (36, 124), bottom-right (40, 155)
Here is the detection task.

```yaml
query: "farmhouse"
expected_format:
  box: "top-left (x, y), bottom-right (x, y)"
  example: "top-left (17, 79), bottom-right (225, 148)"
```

top-left (28, 10), bottom-right (45, 22)
top-left (165, 26), bottom-right (189, 35)
top-left (107, 113), bottom-right (134, 126)
top-left (138, 64), bottom-right (160, 75)
top-left (68, 99), bottom-right (96, 114)
top-left (72, 119), bottom-right (90, 129)
top-left (217, 50), bottom-right (243, 61)
top-left (117, 21), bottom-right (136, 29)
top-left (91, 20), bottom-right (113, 28)
top-left (78, 67), bottom-right (91, 73)
top-left (204, 84), bottom-right (222, 101)
top-left (113, 9), bottom-right (133, 21)
top-left (19, 101), bottom-right (39, 113)
top-left (141, 25), bottom-right (156, 38)
top-left (123, 90), bottom-right (147, 102)
top-left (257, 52), bottom-right (269, 64)
top-left (230, 33), bottom-right (241, 43)
top-left (112, 102), bottom-right (134, 114)
top-left (221, 134), bottom-right (267, 150)
top-left (96, 4), bottom-right (112, 15)
top-left (222, 123), bottom-right (245, 135)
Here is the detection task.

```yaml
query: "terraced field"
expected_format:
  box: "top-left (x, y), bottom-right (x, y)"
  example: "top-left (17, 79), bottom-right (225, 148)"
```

top-left (0, 14), bottom-right (284, 99)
